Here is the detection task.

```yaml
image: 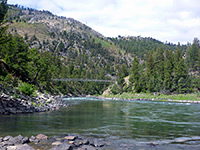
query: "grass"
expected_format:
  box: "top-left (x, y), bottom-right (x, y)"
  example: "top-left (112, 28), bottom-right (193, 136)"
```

top-left (103, 92), bottom-right (200, 102)
top-left (9, 22), bottom-right (50, 40)
top-left (94, 37), bottom-right (112, 48)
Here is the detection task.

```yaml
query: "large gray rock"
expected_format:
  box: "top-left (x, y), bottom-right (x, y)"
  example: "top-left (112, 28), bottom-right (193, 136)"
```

top-left (22, 137), bottom-right (30, 144)
top-left (8, 135), bottom-right (23, 145)
top-left (64, 136), bottom-right (77, 141)
top-left (51, 143), bottom-right (72, 150)
top-left (3, 136), bottom-right (13, 141)
top-left (90, 139), bottom-right (104, 147)
top-left (77, 145), bottom-right (102, 150)
top-left (36, 134), bottom-right (48, 140)
top-left (7, 144), bottom-right (35, 150)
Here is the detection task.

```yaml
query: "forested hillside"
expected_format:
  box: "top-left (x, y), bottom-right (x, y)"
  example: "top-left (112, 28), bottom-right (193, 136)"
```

top-left (108, 36), bottom-right (187, 59)
top-left (112, 40), bottom-right (200, 95)
top-left (1, 1), bottom-right (200, 97)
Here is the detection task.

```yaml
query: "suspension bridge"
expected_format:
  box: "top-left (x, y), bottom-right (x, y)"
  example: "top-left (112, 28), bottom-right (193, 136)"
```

top-left (51, 78), bottom-right (117, 84)
top-left (51, 78), bottom-right (117, 83)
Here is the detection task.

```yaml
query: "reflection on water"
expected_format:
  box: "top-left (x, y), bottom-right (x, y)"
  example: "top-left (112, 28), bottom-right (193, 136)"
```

top-left (0, 98), bottom-right (200, 143)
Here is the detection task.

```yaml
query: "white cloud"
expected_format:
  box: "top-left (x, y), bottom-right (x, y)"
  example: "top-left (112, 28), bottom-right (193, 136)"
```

top-left (8, 0), bottom-right (200, 44)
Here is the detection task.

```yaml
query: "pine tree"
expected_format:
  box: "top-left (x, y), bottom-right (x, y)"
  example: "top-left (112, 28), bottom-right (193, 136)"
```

top-left (145, 52), bottom-right (156, 92)
top-left (173, 44), bottom-right (189, 93)
top-left (154, 48), bottom-right (164, 91)
top-left (0, 0), bottom-right (7, 23)
top-left (129, 57), bottom-right (141, 92)
top-left (163, 49), bottom-right (174, 93)
top-left (186, 38), bottom-right (200, 71)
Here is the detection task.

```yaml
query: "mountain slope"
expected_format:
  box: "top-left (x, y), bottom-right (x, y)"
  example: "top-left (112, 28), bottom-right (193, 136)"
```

top-left (108, 36), bottom-right (187, 59)
top-left (6, 5), bottom-right (132, 70)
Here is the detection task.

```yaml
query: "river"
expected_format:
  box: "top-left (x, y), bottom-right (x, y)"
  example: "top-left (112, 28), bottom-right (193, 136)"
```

top-left (0, 97), bottom-right (200, 149)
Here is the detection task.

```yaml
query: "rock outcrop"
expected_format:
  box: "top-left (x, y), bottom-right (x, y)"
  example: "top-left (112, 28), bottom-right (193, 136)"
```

top-left (0, 92), bottom-right (67, 115)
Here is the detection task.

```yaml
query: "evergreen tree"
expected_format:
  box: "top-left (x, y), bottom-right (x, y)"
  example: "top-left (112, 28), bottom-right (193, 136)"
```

top-left (129, 57), bottom-right (141, 92)
top-left (3, 35), bottom-right (30, 81)
top-left (145, 52), bottom-right (156, 92)
top-left (186, 38), bottom-right (200, 71)
top-left (163, 49), bottom-right (174, 92)
top-left (0, 0), bottom-right (7, 23)
top-left (154, 48), bottom-right (164, 91)
top-left (173, 44), bottom-right (189, 93)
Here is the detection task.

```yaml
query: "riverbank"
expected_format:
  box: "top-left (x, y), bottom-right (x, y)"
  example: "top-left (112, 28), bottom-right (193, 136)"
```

top-left (0, 134), bottom-right (106, 150)
top-left (101, 93), bottom-right (200, 104)
top-left (1, 134), bottom-right (200, 150)
top-left (0, 92), bottom-right (68, 115)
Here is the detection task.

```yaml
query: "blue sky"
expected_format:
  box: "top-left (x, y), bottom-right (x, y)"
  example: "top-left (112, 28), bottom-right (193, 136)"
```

top-left (8, 0), bottom-right (200, 44)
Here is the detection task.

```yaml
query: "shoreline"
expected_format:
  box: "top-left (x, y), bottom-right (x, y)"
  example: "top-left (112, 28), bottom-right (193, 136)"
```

top-left (1, 133), bottom-right (200, 150)
top-left (99, 93), bottom-right (200, 104)
top-left (0, 92), bottom-right (68, 115)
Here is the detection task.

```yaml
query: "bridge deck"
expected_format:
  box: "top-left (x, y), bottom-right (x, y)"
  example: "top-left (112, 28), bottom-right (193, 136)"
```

top-left (52, 78), bottom-right (116, 83)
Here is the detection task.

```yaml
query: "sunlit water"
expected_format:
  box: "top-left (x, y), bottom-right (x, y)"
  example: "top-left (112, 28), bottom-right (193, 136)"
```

top-left (0, 97), bottom-right (200, 149)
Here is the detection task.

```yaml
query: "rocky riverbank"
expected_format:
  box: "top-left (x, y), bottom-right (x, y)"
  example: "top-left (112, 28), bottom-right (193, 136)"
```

top-left (1, 134), bottom-right (200, 150)
top-left (0, 92), bottom-right (68, 115)
top-left (0, 134), bottom-right (106, 150)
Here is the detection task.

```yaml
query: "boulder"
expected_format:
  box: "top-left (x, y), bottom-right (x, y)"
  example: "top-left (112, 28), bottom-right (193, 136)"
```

top-left (51, 143), bottom-right (72, 150)
top-left (73, 139), bottom-right (89, 147)
top-left (68, 141), bottom-right (74, 145)
top-left (90, 139), bottom-right (104, 147)
top-left (64, 136), bottom-right (77, 141)
top-left (77, 145), bottom-right (101, 150)
top-left (29, 136), bottom-right (36, 142)
top-left (0, 145), bottom-right (6, 150)
top-left (52, 141), bottom-right (62, 146)
top-left (8, 135), bottom-right (23, 145)
top-left (7, 144), bottom-right (35, 150)
top-left (22, 137), bottom-right (30, 144)
top-left (150, 142), bottom-right (159, 146)
top-left (3, 136), bottom-right (13, 141)
top-left (36, 134), bottom-right (48, 140)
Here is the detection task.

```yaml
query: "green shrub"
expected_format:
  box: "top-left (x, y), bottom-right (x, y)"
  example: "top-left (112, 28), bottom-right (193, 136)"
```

top-left (18, 82), bottom-right (36, 96)
top-left (111, 84), bottom-right (121, 95)
top-left (196, 92), bottom-right (200, 98)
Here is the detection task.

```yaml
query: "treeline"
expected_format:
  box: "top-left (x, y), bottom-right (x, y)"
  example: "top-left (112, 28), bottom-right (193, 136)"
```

top-left (112, 39), bottom-right (200, 94)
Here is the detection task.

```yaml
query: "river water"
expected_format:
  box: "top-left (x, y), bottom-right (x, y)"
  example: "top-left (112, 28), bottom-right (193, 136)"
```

top-left (0, 97), bottom-right (200, 149)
